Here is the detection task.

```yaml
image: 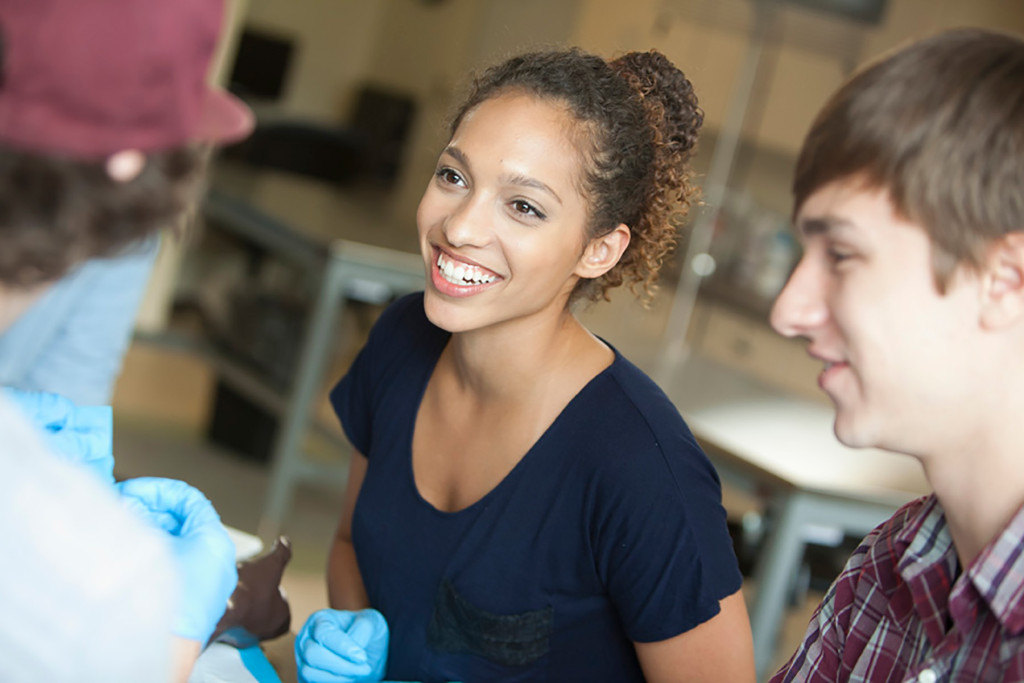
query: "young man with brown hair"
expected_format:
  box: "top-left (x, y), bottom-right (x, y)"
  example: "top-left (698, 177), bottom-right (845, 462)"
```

top-left (770, 27), bottom-right (1024, 682)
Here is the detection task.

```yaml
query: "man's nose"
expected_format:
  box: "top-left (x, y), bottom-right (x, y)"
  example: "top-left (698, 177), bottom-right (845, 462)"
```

top-left (770, 257), bottom-right (828, 338)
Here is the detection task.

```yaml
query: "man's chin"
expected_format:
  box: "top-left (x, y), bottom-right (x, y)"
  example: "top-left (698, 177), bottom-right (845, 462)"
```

top-left (832, 411), bottom-right (876, 450)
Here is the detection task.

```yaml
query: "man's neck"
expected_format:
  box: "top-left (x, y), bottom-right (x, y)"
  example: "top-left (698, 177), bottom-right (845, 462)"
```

top-left (923, 426), bottom-right (1024, 567)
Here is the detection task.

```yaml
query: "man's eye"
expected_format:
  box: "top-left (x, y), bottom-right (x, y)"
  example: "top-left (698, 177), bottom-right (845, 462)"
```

top-left (827, 248), bottom-right (852, 264)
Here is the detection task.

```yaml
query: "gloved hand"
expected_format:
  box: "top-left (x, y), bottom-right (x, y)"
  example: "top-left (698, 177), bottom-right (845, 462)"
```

top-left (295, 608), bottom-right (389, 683)
top-left (2, 387), bottom-right (113, 483)
top-left (116, 477), bottom-right (238, 645)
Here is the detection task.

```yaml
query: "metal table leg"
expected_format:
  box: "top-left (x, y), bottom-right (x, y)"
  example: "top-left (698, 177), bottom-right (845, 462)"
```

top-left (750, 489), bottom-right (901, 680)
top-left (258, 252), bottom-right (348, 540)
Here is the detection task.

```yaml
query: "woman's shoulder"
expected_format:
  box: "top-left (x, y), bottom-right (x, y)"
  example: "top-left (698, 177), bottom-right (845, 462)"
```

top-left (566, 351), bottom-right (710, 481)
top-left (603, 351), bottom-right (699, 445)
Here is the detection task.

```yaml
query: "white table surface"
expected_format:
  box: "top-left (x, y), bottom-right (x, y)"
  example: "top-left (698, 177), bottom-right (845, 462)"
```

top-left (659, 354), bottom-right (930, 679)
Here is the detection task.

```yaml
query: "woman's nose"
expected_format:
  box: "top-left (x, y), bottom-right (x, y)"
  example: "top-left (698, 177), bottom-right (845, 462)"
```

top-left (443, 196), bottom-right (491, 248)
top-left (770, 257), bottom-right (828, 338)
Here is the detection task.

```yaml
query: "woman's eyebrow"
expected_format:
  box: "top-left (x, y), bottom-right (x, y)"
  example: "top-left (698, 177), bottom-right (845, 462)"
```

top-left (441, 145), bottom-right (470, 169)
top-left (502, 172), bottom-right (562, 204)
top-left (443, 144), bottom-right (562, 204)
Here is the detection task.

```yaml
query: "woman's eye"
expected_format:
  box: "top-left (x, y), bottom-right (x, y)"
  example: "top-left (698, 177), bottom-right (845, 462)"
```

top-left (435, 167), bottom-right (465, 187)
top-left (510, 199), bottom-right (546, 220)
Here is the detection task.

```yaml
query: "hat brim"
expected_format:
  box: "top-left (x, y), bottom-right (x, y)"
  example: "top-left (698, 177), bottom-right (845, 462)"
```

top-left (197, 87), bottom-right (254, 146)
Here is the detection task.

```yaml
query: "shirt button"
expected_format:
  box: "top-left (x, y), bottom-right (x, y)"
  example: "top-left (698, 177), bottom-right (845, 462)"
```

top-left (918, 670), bottom-right (937, 683)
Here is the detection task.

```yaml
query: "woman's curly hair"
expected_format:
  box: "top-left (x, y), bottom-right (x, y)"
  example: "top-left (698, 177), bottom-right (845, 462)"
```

top-left (0, 145), bottom-right (208, 288)
top-left (449, 47), bottom-right (703, 305)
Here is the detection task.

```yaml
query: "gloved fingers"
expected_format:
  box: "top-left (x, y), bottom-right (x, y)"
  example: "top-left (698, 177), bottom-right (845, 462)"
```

top-left (3, 388), bottom-right (114, 482)
top-left (45, 429), bottom-right (114, 483)
top-left (299, 637), bottom-right (373, 679)
top-left (1, 387), bottom-right (73, 428)
top-left (310, 616), bottom-right (370, 662)
top-left (348, 609), bottom-right (389, 652)
top-left (115, 478), bottom-right (236, 644)
top-left (66, 404), bottom-right (113, 433)
top-left (116, 477), bottom-right (223, 534)
top-left (117, 492), bottom-right (180, 532)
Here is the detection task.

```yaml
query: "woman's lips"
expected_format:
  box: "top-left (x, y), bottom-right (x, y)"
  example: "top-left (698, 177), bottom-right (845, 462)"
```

top-left (429, 247), bottom-right (502, 297)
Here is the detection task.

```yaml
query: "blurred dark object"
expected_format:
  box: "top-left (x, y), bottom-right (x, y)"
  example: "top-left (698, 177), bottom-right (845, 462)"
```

top-left (222, 121), bottom-right (367, 185)
top-left (229, 27), bottom-right (295, 101)
top-left (211, 536), bottom-right (293, 648)
top-left (348, 85), bottom-right (416, 187)
top-left (207, 380), bottom-right (278, 463)
top-left (220, 287), bottom-right (308, 391)
top-left (782, 0), bottom-right (887, 24)
top-left (221, 84), bottom-right (415, 188)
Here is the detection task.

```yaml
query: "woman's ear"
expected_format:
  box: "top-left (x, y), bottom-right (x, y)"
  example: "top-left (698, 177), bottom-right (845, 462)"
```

top-left (979, 233), bottom-right (1024, 330)
top-left (576, 224), bottom-right (631, 279)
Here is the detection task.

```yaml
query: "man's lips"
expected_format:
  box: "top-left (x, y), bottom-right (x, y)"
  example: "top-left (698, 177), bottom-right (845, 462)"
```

top-left (817, 357), bottom-right (849, 390)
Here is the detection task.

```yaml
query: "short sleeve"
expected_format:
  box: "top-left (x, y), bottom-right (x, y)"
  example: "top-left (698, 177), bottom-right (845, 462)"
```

top-left (596, 444), bottom-right (739, 642)
top-left (587, 367), bottom-right (743, 643)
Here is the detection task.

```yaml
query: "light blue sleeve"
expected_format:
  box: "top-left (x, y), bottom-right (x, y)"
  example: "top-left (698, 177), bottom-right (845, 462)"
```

top-left (0, 236), bottom-right (160, 405)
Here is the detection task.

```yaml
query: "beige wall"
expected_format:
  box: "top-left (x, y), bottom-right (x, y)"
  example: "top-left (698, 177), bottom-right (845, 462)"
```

top-left (192, 0), bottom-right (1024, 237)
top-left (573, 0), bottom-right (1024, 157)
top-left (235, 0), bottom-right (1024, 154)
top-left (245, 0), bottom-right (387, 120)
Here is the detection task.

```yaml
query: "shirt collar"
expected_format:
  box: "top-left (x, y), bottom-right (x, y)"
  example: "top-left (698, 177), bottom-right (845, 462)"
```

top-left (965, 500), bottom-right (1024, 635)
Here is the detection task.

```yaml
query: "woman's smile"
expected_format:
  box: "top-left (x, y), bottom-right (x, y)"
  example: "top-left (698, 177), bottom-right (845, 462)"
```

top-left (430, 246), bottom-right (502, 297)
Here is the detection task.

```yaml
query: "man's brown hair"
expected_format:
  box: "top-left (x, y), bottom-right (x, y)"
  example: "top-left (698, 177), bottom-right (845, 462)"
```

top-left (793, 28), bottom-right (1024, 289)
top-left (0, 146), bottom-right (208, 288)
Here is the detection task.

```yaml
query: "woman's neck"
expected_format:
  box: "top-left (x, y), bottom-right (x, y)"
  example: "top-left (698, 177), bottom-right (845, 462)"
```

top-left (443, 309), bottom-right (610, 404)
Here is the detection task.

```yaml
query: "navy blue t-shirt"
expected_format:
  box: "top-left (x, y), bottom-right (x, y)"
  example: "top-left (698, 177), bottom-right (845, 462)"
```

top-left (331, 293), bottom-right (741, 682)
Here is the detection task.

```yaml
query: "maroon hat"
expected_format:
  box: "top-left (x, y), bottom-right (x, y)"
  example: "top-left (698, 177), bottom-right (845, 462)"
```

top-left (0, 0), bottom-right (254, 159)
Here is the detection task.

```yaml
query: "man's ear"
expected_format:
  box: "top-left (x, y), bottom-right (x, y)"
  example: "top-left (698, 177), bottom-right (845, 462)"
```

top-left (979, 233), bottom-right (1024, 330)
top-left (576, 224), bottom-right (631, 279)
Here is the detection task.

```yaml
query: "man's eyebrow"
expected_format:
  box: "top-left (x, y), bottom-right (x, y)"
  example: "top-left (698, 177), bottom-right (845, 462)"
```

top-left (797, 215), bottom-right (853, 237)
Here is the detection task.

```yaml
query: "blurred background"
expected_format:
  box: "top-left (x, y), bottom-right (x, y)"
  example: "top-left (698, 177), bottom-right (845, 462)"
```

top-left (105, 0), bottom-right (1024, 678)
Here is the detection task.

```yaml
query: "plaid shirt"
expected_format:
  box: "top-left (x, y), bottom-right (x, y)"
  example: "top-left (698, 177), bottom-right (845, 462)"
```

top-left (771, 495), bottom-right (1024, 683)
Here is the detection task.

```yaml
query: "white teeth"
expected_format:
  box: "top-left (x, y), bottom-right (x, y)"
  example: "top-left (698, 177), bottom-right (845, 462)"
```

top-left (436, 252), bottom-right (497, 286)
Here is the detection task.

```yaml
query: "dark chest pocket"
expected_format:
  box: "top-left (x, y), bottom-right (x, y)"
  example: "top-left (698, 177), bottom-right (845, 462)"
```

top-left (427, 579), bottom-right (554, 667)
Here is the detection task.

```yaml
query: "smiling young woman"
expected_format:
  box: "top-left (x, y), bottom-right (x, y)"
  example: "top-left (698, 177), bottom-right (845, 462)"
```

top-left (297, 48), bottom-right (754, 683)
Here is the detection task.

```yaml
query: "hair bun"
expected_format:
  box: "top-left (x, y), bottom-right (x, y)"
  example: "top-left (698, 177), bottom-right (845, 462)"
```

top-left (610, 50), bottom-right (703, 161)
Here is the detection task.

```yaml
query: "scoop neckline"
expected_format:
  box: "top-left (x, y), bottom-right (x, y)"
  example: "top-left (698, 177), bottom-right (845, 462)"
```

top-left (405, 341), bottom-right (621, 517)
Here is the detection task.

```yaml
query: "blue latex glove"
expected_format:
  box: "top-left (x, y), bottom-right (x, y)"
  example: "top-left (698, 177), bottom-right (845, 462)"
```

top-left (2, 387), bottom-right (114, 483)
top-left (295, 608), bottom-right (389, 683)
top-left (116, 477), bottom-right (238, 645)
